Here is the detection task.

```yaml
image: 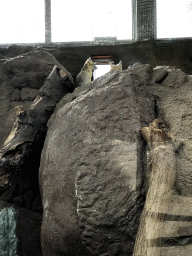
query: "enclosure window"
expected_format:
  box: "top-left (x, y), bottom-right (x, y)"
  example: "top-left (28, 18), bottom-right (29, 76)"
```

top-left (0, 0), bottom-right (45, 44)
top-left (157, 0), bottom-right (192, 39)
top-left (93, 65), bottom-right (111, 79)
top-left (92, 56), bottom-right (113, 80)
top-left (51, 0), bottom-right (132, 42)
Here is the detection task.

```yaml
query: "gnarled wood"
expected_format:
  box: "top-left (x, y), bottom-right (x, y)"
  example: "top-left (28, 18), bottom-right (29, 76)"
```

top-left (133, 119), bottom-right (176, 256)
top-left (0, 65), bottom-right (74, 189)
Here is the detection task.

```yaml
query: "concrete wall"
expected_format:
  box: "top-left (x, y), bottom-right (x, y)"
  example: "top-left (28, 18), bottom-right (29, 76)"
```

top-left (0, 38), bottom-right (192, 78)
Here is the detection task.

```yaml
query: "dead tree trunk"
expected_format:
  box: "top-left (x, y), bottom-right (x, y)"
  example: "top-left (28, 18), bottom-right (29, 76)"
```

top-left (133, 119), bottom-right (176, 256)
top-left (0, 66), bottom-right (74, 191)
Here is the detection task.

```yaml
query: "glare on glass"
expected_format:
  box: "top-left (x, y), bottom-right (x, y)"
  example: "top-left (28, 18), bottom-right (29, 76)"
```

top-left (0, 0), bottom-right (132, 43)
top-left (93, 64), bottom-right (110, 80)
top-left (157, 0), bottom-right (192, 38)
top-left (0, 0), bottom-right (45, 44)
top-left (51, 0), bottom-right (132, 42)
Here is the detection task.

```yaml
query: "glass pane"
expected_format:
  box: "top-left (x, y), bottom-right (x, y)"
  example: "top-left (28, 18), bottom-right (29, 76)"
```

top-left (51, 0), bottom-right (132, 42)
top-left (0, 0), bottom-right (45, 44)
top-left (157, 0), bottom-right (192, 38)
top-left (93, 65), bottom-right (110, 80)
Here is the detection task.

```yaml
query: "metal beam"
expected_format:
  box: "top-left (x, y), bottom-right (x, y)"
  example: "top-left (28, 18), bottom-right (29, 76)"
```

top-left (45, 0), bottom-right (51, 43)
top-left (132, 0), bottom-right (157, 41)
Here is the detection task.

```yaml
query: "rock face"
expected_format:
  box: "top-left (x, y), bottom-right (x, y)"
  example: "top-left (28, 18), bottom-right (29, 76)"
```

top-left (39, 66), bottom-right (156, 256)
top-left (151, 66), bottom-right (192, 196)
top-left (0, 51), bottom-right (73, 256)
top-left (148, 66), bottom-right (192, 256)
top-left (0, 47), bottom-right (192, 256)
top-left (40, 63), bottom-right (192, 256)
top-left (0, 50), bottom-right (73, 149)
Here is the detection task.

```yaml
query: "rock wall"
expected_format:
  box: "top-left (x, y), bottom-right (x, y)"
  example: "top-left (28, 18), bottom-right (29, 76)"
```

top-left (0, 50), bottom-right (72, 149)
top-left (0, 50), bottom-right (73, 256)
top-left (0, 47), bottom-right (192, 255)
top-left (40, 64), bottom-right (192, 255)
top-left (152, 67), bottom-right (192, 196)
top-left (39, 67), bottom-right (156, 256)
top-left (0, 38), bottom-right (192, 77)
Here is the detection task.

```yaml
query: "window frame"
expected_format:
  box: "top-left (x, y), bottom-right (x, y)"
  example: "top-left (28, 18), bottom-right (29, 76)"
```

top-left (0, 0), bottom-right (191, 46)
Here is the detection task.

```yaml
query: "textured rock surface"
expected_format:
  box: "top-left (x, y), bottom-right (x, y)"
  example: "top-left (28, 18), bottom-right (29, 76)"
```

top-left (0, 51), bottom-right (73, 256)
top-left (147, 66), bottom-right (192, 256)
top-left (151, 66), bottom-right (192, 196)
top-left (0, 50), bottom-right (73, 149)
top-left (20, 88), bottom-right (38, 101)
top-left (0, 46), bottom-right (192, 255)
top-left (40, 64), bottom-right (192, 255)
top-left (39, 67), bottom-right (156, 256)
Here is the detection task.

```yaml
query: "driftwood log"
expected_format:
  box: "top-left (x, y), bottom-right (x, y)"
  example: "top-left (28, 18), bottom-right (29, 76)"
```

top-left (133, 119), bottom-right (176, 256)
top-left (0, 66), bottom-right (74, 190)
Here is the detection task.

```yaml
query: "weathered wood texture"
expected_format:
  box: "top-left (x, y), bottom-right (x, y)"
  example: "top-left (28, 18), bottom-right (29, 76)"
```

top-left (0, 66), bottom-right (74, 188)
top-left (133, 119), bottom-right (176, 256)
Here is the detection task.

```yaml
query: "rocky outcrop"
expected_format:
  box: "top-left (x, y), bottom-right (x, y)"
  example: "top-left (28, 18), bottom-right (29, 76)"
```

top-left (39, 66), bottom-right (156, 256)
top-left (0, 51), bottom-right (74, 256)
top-left (0, 50), bottom-right (73, 149)
top-left (151, 66), bottom-right (192, 196)
top-left (40, 64), bottom-right (192, 256)
top-left (0, 48), bottom-right (192, 256)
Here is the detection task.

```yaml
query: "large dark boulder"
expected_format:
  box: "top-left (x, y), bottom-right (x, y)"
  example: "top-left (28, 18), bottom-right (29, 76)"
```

top-left (0, 50), bottom-right (73, 149)
top-left (0, 51), bottom-right (74, 256)
top-left (40, 64), bottom-right (192, 256)
top-left (39, 66), bottom-right (156, 256)
top-left (1, 49), bottom-right (192, 256)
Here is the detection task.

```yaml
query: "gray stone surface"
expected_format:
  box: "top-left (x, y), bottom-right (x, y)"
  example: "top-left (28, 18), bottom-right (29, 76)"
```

top-left (0, 50), bottom-right (73, 256)
top-left (39, 68), bottom-right (156, 256)
top-left (0, 45), bottom-right (192, 255)
top-left (126, 63), bottom-right (153, 84)
top-left (152, 67), bottom-right (192, 196)
top-left (0, 50), bottom-right (73, 149)
top-left (146, 66), bottom-right (192, 256)
top-left (10, 89), bottom-right (21, 101)
top-left (152, 66), bottom-right (188, 87)
top-left (21, 88), bottom-right (38, 101)
top-left (40, 64), bottom-right (192, 255)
